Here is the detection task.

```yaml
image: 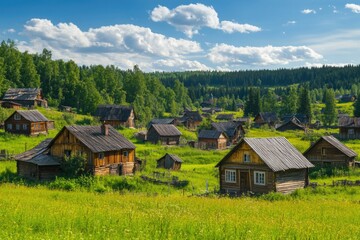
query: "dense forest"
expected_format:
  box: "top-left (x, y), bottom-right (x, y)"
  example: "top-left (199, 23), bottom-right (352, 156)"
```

top-left (1, 40), bottom-right (360, 125)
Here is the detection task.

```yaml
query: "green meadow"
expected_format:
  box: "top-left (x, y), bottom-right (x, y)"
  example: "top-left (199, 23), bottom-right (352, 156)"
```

top-left (1, 107), bottom-right (360, 239)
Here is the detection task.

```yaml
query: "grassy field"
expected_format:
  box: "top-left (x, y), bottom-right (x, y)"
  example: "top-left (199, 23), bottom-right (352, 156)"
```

top-left (0, 184), bottom-right (360, 239)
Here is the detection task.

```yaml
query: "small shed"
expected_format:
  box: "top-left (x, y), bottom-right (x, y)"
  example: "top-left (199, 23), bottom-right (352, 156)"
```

top-left (303, 135), bottom-right (357, 167)
top-left (216, 137), bottom-right (314, 195)
top-left (4, 110), bottom-right (49, 135)
top-left (94, 105), bottom-right (135, 128)
top-left (15, 139), bottom-right (61, 180)
top-left (147, 124), bottom-right (182, 145)
top-left (156, 153), bottom-right (182, 170)
top-left (198, 130), bottom-right (227, 150)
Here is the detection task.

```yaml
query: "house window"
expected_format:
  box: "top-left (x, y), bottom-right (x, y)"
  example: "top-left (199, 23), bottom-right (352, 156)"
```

top-left (123, 151), bottom-right (129, 157)
top-left (7, 124), bottom-right (12, 130)
top-left (225, 170), bottom-right (236, 183)
top-left (64, 150), bottom-right (72, 158)
top-left (254, 171), bottom-right (265, 185)
top-left (321, 148), bottom-right (326, 156)
top-left (14, 113), bottom-right (21, 120)
top-left (99, 152), bottom-right (105, 159)
top-left (244, 153), bottom-right (251, 163)
top-left (16, 124), bottom-right (20, 130)
top-left (23, 124), bottom-right (28, 130)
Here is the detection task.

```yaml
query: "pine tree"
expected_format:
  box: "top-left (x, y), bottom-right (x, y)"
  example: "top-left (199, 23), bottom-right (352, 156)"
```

top-left (323, 88), bottom-right (336, 126)
top-left (297, 84), bottom-right (312, 122)
top-left (353, 95), bottom-right (360, 117)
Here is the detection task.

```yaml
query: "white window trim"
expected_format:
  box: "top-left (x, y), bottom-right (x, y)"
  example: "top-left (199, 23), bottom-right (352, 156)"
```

top-left (225, 169), bottom-right (236, 183)
top-left (14, 113), bottom-right (21, 120)
top-left (254, 171), bottom-right (266, 186)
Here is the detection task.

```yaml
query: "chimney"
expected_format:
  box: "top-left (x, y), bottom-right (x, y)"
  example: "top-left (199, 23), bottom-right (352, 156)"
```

top-left (101, 123), bottom-right (109, 136)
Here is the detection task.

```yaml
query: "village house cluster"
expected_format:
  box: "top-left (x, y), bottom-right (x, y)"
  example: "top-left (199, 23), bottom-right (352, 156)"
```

top-left (1, 88), bottom-right (359, 195)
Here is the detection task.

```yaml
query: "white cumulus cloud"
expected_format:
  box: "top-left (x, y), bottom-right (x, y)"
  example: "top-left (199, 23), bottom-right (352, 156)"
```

top-left (301, 9), bottom-right (317, 14)
top-left (18, 18), bottom-right (205, 71)
top-left (208, 44), bottom-right (323, 67)
top-left (150, 3), bottom-right (260, 37)
top-left (345, 3), bottom-right (360, 13)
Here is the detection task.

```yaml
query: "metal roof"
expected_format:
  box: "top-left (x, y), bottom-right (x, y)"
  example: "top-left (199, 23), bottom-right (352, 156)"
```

top-left (15, 110), bottom-right (49, 122)
top-left (198, 130), bottom-right (223, 139)
top-left (58, 125), bottom-right (136, 153)
top-left (216, 137), bottom-right (314, 171)
top-left (303, 135), bottom-right (357, 158)
top-left (150, 124), bottom-right (182, 137)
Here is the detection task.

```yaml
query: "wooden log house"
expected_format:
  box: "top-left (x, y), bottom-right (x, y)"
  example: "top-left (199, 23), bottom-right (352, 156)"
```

top-left (198, 130), bottom-right (227, 150)
top-left (2, 88), bottom-right (47, 108)
top-left (4, 110), bottom-right (49, 135)
top-left (216, 137), bottom-right (314, 195)
top-left (303, 135), bottom-right (357, 167)
top-left (156, 153), bottom-right (183, 170)
top-left (147, 124), bottom-right (181, 145)
top-left (211, 121), bottom-right (244, 145)
top-left (94, 105), bottom-right (135, 128)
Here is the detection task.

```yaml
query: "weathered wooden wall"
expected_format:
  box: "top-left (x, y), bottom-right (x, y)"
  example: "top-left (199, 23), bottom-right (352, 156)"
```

top-left (275, 169), bottom-right (307, 194)
top-left (304, 140), bottom-right (354, 167)
top-left (147, 128), bottom-right (180, 145)
top-left (198, 136), bottom-right (227, 150)
top-left (17, 161), bottom-right (60, 180)
top-left (5, 113), bottom-right (47, 135)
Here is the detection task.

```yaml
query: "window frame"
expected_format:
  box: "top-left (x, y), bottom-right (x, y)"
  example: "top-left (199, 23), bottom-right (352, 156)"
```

top-left (225, 169), bottom-right (236, 183)
top-left (99, 152), bottom-right (105, 160)
top-left (23, 124), bottom-right (28, 130)
top-left (254, 171), bottom-right (266, 186)
top-left (321, 148), bottom-right (326, 156)
top-left (243, 153), bottom-right (251, 163)
top-left (7, 124), bottom-right (12, 130)
top-left (14, 113), bottom-right (21, 120)
top-left (123, 151), bottom-right (129, 157)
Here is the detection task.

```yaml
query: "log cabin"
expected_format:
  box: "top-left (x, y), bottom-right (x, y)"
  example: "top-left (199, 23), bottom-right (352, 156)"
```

top-left (94, 105), bottom-right (135, 128)
top-left (2, 88), bottom-right (47, 108)
top-left (303, 135), bottom-right (357, 167)
top-left (49, 124), bottom-right (136, 176)
top-left (276, 117), bottom-right (306, 132)
top-left (253, 112), bottom-right (279, 128)
top-left (15, 139), bottom-right (61, 181)
top-left (156, 153), bottom-right (182, 170)
top-left (211, 121), bottom-right (244, 145)
top-left (0, 101), bottom-right (22, 109)
top-left (198, 130), bottom-right (227, 150)
top-left (147, 124), bottom-right (181, 145)
top-left (4, 110), bottom-right (49, 135)
top-left (338, 116), bottom-right (360, 140)
top-left (179, 110), bottom-right (203, 130)
top-left (216, 137), bottom-right (314, 195)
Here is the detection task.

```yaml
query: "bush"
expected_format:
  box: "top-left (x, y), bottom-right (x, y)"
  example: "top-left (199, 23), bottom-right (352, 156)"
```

top-left (48, 177), bottom-right (76, 191)
top-left (61, 154), bottom-right (88, 177)
top-left (62, 113), bottom-right (75, 125)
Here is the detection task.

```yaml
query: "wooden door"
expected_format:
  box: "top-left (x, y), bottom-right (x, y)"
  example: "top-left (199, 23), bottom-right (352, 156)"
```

top-left (240, 172), bottom-right (250, 192)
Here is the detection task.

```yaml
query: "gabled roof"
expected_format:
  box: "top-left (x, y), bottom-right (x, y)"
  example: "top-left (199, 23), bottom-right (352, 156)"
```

top-left (338, 116), bottom-right (360, 128)
top-left (3, 88), bottom-right (42, 101)
top-left (198, 130), bottom-right (224, 139)
top-left (15, 138), bottom-right (52, 161)
top-left (303, 135), bottom-right (357, 158)
top-left (211, 121), bottom-right (242, 138)
top-left (150, 124), bottom-right (181, 137)
top-left (10, 110), bottom-right (49, 122)
top-left (53, 125), bottom-right (135, 153)
top-left (157, 153), bottom-right (183, 163)
top-left (256, 112), bottom-right (278, 122)
top-left (216, 137), bottom-right (314, 172)
top-left (149, 118), bottom-right (175, 125)
top-left (182, 111), bottom-right (203, 122)
top-left (216, 114), bottom-right (234, 121)
top-left (276, 117), bottom-right (305, 131)
top-left (94, 105), bottom-right (133, 121)
top-left (282, 114), bottom-right (309, 124)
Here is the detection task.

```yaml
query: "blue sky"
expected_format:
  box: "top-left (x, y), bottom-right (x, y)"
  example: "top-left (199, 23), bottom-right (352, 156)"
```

top-left (1, 0), bottom-right (360, 71)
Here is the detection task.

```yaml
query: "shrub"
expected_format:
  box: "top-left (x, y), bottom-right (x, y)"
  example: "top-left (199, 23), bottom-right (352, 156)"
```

top-left (48, 177), bottom-right (76, 191)
top-left (61, 154), bottom-right (88, 177)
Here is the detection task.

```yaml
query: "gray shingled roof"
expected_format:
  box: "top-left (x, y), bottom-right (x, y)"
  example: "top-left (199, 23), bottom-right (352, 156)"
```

top-left (338, 116), bottom-right (360, 127)
top-left (216, 137), bottom-right (314, 171)
top-left (3, 88), bottom-right (42, 101)
top-left (15, 138), bottom-right (53, 161)
top-left (15, 110), bottom-right (49, 122)
top-left (58, 125), bottom-right (135, 153)
top-left (158, 153), bottom-right (183, 163)
top-left (151, 124), bottom-right (181, 137)
top-left (181, 110), bottom-right (203, 122)
top-left (257, 112), bottom-right (278, 122)
top-left (211, 121), bottom-right (242, 138)
top-left (94, 105), bottom-right (133, 121)
top-left (198, 130), bottom-right (223, 139)
top-left (304, 135), bottom-right (357, 158)
top-left (216, 114), bottom-right (234, 120)
top-left (150, 118), bottom-right (175, 125)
